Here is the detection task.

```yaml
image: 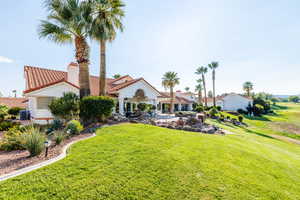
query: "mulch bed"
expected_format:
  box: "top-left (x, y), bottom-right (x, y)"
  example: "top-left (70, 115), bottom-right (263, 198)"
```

top-left (0, 133), bottom-right (93, 176)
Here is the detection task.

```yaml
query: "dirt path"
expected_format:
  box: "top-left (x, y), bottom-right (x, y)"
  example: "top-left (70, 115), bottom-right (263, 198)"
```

top-left (271, 135), bottom-right (300, 146)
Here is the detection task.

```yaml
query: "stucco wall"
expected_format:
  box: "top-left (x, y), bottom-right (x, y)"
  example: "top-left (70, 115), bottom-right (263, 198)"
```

top-left (223, 94), bottom-right (252, 111)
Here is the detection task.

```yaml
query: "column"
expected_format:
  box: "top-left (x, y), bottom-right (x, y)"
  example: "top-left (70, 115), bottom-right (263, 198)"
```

top-left (130, 103), bottom-right (133, 112)
top-left (119, 98), bottom-right (124, 115)
top-left (188, 103), bottom-right (192, 111)
top-left (178, 103), bottom-right (182, 111)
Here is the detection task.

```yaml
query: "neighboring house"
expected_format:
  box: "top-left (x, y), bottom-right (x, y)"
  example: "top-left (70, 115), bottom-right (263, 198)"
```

top-left (23, 63), bottom-right (162, 124)
top-left (158, 91), bottom-right (196, 113)
top-left (0, 97), bottom-right (27, 109)
top-left (206, 93), bottom-right (253, 111)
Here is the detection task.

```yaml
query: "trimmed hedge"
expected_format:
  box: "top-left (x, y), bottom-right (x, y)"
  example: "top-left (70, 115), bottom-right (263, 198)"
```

top-left (80, 96), bottom-right (115, 123)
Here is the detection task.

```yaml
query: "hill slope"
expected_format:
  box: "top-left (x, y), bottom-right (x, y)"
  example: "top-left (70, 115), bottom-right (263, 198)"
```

top-left (0, 124), bottom-right (300, 200)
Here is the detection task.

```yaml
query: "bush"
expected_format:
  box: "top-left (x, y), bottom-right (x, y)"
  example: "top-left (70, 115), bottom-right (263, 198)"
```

top-left (194, 105), bottom-right (204, 113)
top-left (48, 92), bottom-right (79, 121)
top-left (80, 96), bottom-right (115, 123)
top-left (137, 103), bottom-right (147, 111)
top-left (209, 107), bottom-right (219, 118)
top-left (21, 127), bottom-right (46, 157)
top-left (0, 105), bottom-right (8, 122)
top-left (53, 131), bottom-right (65, 145)
top-left (65, 120), bottom-right (83, 135)
top-left (216, 106), bottom-right (222, 111)
top-left (253, 104), bottom-right (264, 116)
top-left (8, 107), bottom-right (23, 116)
top-left (0, 126), bottom-right (25, 151)
top-left (0, 121), bottom-right (19, 131)
top-left (238, 115), bottom-right (244, 123)
top-left (175, 111), bottom-right (196, 118)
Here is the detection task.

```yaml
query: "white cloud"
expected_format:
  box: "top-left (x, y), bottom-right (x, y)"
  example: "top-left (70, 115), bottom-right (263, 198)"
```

top-left (0, 56), bottom-right (14, 63)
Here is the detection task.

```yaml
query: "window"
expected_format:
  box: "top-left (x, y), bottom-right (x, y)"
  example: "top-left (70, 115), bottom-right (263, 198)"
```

top-left (37, 97), bottom-right (54, 110)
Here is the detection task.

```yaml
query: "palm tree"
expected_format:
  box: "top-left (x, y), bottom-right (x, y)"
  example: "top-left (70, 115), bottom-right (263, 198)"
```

top-left (39, 0), bottom-right (93, 98)
top-left (162, 72), bottom-right (180, 113)
top-left (243, 81), bottom-right (254, 97)
top-left (90, 0), bottom-right (125, 96)
top-left (195, 79), bottom-right (203, 104)
top-left (185, 87), bottom-right (190, 92)
top-left (195, 66), bottom-right (208, 107)
top-left (208, 61), bottom-right (219, 107)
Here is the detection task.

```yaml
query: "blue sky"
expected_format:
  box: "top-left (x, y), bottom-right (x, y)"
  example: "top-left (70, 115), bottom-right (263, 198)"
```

top-left (1, 0), bottom-right (300, 97)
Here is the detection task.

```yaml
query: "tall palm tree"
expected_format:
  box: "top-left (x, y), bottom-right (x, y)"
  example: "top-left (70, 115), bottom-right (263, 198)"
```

top-left (39, 0), bottom-right (93, 98)
top-left (113, 74), bottom-right (121, 79)
top-left (243, 81), bottom-right (254, 97)
top-left (162, 72), bottom-right (180, 113)
top-left (90, 0), bottom-right (125, 96)
top-left (195, 66), bottom-right (208, 107)
top-left (195, 79), bottom-right (203, 104)
top-left (208, 61), bottom-right (219, 107)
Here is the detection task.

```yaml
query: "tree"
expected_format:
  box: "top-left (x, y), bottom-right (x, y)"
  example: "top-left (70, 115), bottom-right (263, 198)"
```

top-left (90, 0), bottom-right (125, 96)
top-left (208, 61), bottom-right (219, 107)
top-left (184, 87), bottom-right (190, 92)
top-left (289, 96), bottom-right (300, 103)
top-left (12, 90), bottom-right (17, 98)
top-left (39, 0), bottom-right (92, 98)
top-left (195, 79), bottom-right (203, 104)
top-left (195, 66), bottom-right (208, 107)
top-left (243, 81), bottom-right (253, 97)
top-left (162, 72), bottom-right (180, 113)
top-left (113, 74), bottom-right (121, 79)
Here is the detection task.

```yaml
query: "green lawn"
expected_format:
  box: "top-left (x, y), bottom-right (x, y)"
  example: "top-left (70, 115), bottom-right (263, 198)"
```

top-left (211, 102), bottom-right (300, 140)
top-left (1, 123), bottom-right (300, 199)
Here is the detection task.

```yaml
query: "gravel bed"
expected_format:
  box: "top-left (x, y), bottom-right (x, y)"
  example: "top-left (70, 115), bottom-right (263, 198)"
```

top-left (0, 133), bottom-right (93, 176)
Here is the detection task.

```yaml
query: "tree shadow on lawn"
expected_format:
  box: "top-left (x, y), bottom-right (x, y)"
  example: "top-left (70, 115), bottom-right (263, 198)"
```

top-left (272, 104), bottom-right (289, 110)
top-left (240, 126), bottom-right (275, 139)
top-left (244, 115), bottom-right (271, 122)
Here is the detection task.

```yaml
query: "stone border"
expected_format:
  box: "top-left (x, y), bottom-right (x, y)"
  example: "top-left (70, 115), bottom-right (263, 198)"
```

top-left (0, 133), bottom-right (96, 182)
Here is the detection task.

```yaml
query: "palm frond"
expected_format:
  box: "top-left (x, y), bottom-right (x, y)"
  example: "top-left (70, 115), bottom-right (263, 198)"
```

top-left (38, 20), bottom-right (72, 44)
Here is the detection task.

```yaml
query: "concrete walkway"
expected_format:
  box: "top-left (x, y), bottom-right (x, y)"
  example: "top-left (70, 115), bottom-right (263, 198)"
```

top-left (0, 133), bottom-right (96, 182)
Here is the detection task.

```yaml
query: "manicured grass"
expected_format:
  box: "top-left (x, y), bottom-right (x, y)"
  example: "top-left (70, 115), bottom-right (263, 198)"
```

top-left (1, 124), bottom-right (300, 199)
top-left (214, 103), bottom-right (300, 140)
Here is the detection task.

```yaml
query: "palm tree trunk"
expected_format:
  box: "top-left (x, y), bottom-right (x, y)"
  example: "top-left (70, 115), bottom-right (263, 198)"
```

top-left (99, 40), bottom-right (106, 96)
top-left (213, 70), bottom-right (216, 107)
top-left (75, 37), bottom-right (90, 98)
top-left (198, 90), bottom-right (202, 104)
top-left (170, 87), bottom-right (174, 113)
top-left (202, 74), bottom-right (207, 107)
top-left (247, 89), bottom-right (250, 97)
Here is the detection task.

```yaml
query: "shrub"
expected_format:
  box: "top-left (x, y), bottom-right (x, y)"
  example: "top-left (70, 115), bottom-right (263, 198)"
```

top-left (216, 106), bottom-right (222, 111)
top-left (48, 92), bottom-right (79, 121)
top-left (253, 104), bottom-right (264, 116)
top-left (209, 107), bottom-right (219, 118)
top-left (0, 126), bottom-right (25, 151)
top-left (0, 121), bottom-right (19, 131)
top-left (8, 107), bottom-right (23, 116)
top-left (80, 96), bottom-right (115, 123)
top-left (0, 105), bottom-right (8, 122)
top-left (65, 120), bottom-right (83, 135)
top-left (238, 115), bottom-right (244, 123)
top-left (137, 103), bottom-right (147, 111)
top-left (194, 105), bottom-right (204, 113)
top-left (21, 127), bottom-right (46, 157)
top-left (53, 131), bottom-right (65, 145)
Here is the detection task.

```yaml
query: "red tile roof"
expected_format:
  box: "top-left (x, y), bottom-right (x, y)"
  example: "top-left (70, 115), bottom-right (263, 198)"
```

top-left (24, 66), bottom-right (160, 96)
top-left (0, 97), bottom-right (27, 108)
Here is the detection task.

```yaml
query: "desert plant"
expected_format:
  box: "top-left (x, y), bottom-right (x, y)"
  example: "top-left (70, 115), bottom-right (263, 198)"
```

top-left (195, 66), bottom-right (208, 107)
top-left (208, 61), bottom-right (219, 107)
top-left (194, 105), bottom-right (204, 113)
top-left (48, 92), bottom-right (80, 121)
top-left (0, 121), bottom-right (19, 131)
top-left (162, 72), bottom-right (180, 113)
top-left (209, 107), bottom-right (219, 118)
top-left (21, 127), bottom-right (46, 157)
top-left (80, 96), bottom-right (115, 123)
top-left (0, 126), bottom-right (25, 151)
top-left (66, 120), bottom-right (83, 135)
top-left (53, 131), bottom-right (65, 145)
top-left (0, 105), bottom-right (8, 122)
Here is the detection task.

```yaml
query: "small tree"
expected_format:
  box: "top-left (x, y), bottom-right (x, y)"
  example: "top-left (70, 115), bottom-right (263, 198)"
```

top-left (48, 92), bottom-right (79, 122)
top-left (80, 96), bottom-right (115, 124)
top-left (289, 96), bottom-right (300, 103)
top-left (8, 107), bottom-right (23, 116)
top-left (0, 105), bottom-right (8, 122)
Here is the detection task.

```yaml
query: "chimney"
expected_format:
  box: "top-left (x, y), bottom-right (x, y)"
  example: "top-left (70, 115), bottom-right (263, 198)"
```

top-left (67, 62), bottom-right (79, 86)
